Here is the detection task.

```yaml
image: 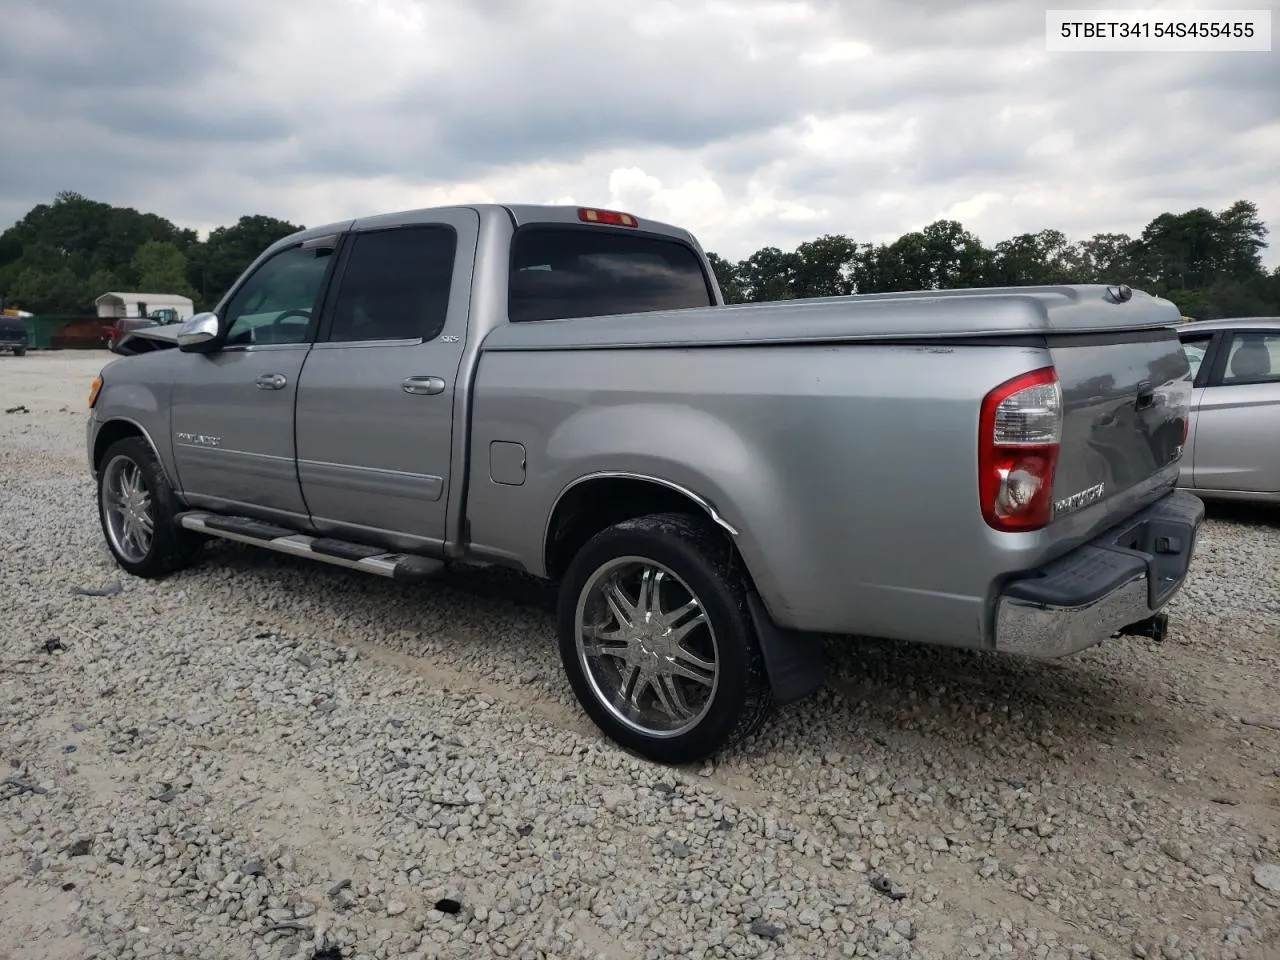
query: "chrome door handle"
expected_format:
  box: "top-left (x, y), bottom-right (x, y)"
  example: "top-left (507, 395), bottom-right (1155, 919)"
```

top-left (255, 373), bottom-right (288, 390)
top-left (401, 376), bottom-right (446, 396)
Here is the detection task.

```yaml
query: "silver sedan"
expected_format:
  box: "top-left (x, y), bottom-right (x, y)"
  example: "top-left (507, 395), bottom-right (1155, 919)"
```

top-left (1177, 317), bottom-right (1280, 503)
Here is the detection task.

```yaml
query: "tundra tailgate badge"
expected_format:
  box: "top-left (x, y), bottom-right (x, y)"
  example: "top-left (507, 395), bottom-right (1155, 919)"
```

top-left (1054, 482), bottom-right (1106, 516)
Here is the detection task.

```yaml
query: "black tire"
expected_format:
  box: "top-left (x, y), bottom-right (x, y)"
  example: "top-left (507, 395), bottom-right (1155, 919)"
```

top-left (557, 512), bottom-right (773, 765)
top-left (96, 437), bottom-right (204, 578)
top-left (12, 346), bottom-right (25, 357)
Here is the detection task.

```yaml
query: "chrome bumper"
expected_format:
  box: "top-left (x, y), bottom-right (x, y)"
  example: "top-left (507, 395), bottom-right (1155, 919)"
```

top-left (994, 489), bottom-right (1205, 658)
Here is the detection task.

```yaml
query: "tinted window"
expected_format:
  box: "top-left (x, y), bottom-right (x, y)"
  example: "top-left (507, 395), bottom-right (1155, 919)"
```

top-left (1220, 331), bottom-right (1280, 385)
top-left (327, 226), bottom-right (457, 343)
top-left (508, 227), bottom-right (713, 323)
top-left (223, 245), bottom-right (332, 346)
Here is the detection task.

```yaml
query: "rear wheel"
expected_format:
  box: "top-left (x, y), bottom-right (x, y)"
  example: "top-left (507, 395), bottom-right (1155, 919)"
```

top-left (557, 512), bottom-right (772, 765)
top-left (97, 437), bottom-right (204, 578)
top-left (12, 346), bottom-right (25, 356)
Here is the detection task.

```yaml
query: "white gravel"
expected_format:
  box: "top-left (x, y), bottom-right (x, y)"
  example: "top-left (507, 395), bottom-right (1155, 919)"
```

top-left (3, 351), bottom-right (1280, 960)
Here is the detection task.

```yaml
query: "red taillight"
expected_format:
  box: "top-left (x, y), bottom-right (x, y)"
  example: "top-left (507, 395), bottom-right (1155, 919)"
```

top-left (979, 366), bottom-right (1063, 532)
top-left (1181, 416), bottom-right (1190, 445)
top-left (577, 208), bottom-right (639, 228)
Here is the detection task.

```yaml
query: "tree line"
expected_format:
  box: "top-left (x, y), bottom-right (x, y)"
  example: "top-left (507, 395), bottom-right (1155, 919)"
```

top-left (707, 199), bottom-right (1279, 319)
top-left (2, 191), bottom-right (1277, 320)
top-left (0, 192), bottom-right (303, 316)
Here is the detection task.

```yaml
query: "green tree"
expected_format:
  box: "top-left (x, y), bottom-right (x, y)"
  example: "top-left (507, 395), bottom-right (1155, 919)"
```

top-left (991, 229), bottom-right (1076, 286)
top-left (737, 246), bottom-right (802, 302)
top-left (705, 252), bottom-right (746, 304)
top-left (1211, 199), bottom-right (1267, 279)
top-left (0, 192), bottom-right (184, 282)
top-left (9, 266), bottom-right (86, 314)
top-left (193, 214), bottom-right (303, 307)
top-left (1132, 207), bottom-right (1221, 290)
top-left (1060, 232), bottom-right (1138, 283)
top-left (859, 220), bottom-right (992, 292)
top-left (793, 234), bottom-right (859, 297)
top-left (131, 241), bottom-right (195, 298)
top-left (96, 208), bottom-right (180, 283)
top-left (0, 192), bottom-right (114, 270)
top-left (83, 268), bottom-right (122, 301)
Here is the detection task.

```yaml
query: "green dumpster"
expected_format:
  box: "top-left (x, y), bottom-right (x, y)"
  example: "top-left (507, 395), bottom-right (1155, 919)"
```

top-left (22, 316), bottom-right (113, 350)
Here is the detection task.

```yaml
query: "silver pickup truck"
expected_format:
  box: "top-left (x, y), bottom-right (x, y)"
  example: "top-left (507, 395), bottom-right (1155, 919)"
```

top-left (87, 203), bottom-right (1205, 764)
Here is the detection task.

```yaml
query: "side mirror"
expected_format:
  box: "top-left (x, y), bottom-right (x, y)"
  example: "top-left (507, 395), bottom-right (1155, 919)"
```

top-left (176, 312), bottom-right (220, 352)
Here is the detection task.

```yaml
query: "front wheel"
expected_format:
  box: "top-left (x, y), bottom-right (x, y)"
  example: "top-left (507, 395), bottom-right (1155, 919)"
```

top-left (12, 346), bottom-right (25, 356)
top-left (557, 512), bottom-right (773, 765)
top-left (97, 437), bottom-right (204, 578)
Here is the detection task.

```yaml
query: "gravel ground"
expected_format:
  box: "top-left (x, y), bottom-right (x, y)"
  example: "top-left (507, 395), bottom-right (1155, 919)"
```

top-left (2, 351), bottom-right (1279, 960)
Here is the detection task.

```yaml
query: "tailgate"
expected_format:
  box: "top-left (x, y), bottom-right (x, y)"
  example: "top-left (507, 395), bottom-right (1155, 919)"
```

top-left (1049, 328), bottom-right (1191, 522)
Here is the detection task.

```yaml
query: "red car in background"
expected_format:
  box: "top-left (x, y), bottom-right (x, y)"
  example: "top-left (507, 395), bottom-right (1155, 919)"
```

top-left (107, 308), bottom-right (183, 353)
top-left (51, 317), bottom-right (117, 350)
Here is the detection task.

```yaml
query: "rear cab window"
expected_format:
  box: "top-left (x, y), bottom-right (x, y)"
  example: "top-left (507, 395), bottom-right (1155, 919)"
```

top-left (508, 226), bottom-right (714, 323)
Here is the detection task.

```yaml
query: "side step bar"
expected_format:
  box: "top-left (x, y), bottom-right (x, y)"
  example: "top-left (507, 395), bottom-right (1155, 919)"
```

top-left (177, 512), bottom-right (444, 582)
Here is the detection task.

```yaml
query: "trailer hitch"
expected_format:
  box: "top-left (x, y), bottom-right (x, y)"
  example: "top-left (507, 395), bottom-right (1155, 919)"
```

top-left (1117, 612), bottom-right (1169, 643)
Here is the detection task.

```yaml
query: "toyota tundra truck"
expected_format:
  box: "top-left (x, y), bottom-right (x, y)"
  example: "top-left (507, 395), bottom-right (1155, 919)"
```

top-left (86, 203), bottom-right (1204, 763)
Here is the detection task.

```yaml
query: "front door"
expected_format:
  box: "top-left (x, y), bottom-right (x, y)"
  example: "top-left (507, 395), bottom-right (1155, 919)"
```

top-left (1192, 329), bottom-right (1280, 493)
top-left (169, 237), bottom-right (339, 524)
top-left (294, 209), bottom-right (478, 550)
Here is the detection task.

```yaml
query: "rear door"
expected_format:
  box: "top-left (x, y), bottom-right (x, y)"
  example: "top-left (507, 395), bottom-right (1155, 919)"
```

top-left (293, 209), bottom-right (478, 550)
top-left (1191, 329), bottom-right (1280, 493)
top-left (169, 236), bottom-right (339, 523)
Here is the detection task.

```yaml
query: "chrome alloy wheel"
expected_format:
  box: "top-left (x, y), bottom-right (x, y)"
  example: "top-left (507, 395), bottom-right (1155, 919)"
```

top-left (574, 556), bottom-right (720, 739)
top-left (102, 455), bottom-right (155, 564)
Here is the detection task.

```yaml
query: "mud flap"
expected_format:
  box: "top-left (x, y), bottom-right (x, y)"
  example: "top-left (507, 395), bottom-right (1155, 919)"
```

top-left (746, 591), bottom-right (826, 705)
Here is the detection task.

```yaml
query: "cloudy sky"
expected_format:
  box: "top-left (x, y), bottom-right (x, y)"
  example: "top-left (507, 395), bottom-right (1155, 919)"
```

top-left (1, 0), bottom-right (1277, 264)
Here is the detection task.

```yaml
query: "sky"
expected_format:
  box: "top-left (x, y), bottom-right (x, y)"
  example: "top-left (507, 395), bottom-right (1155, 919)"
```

top-left (1, 0), bottom-right (1277, 265)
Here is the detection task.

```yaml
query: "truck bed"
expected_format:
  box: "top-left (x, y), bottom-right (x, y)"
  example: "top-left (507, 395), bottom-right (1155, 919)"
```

top-left (471, 283), bottom-right (1191, 647)
top-left (481, 284), bottom-right (1179, 351)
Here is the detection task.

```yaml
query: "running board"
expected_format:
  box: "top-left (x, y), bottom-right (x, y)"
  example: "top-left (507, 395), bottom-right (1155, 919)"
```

top-left (177, 512), bottom-right (444, 582)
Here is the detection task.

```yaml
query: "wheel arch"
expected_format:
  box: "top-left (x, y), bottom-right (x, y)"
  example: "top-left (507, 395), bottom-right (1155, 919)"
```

top-left (542, 472), bottom-right (741, 584)
top-left (547, 480), bottom-right (826, 721)
top-left (93, 417), bottom-right (170, 485)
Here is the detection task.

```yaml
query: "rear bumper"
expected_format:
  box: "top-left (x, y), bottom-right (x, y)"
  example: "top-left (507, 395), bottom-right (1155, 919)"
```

top-left (994, 489), bottom-right (1205, 658)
